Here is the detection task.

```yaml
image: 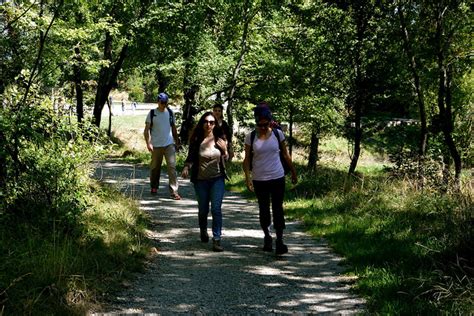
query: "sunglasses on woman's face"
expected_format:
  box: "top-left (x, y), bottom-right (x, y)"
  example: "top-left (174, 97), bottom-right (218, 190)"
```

top-left (204, 120), bottom-right (215, 125)
top-left (257, 122), bottom-right (269, 128)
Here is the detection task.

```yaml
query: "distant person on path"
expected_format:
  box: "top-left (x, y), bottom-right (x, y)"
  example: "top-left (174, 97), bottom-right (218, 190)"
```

top-left (243, 104), bottom-right (297, 255)
top-left (144, 92), bottom-right (181, 200)
top-left (212, 103), bottom-right (234, 162)
top-left (181, 112), bottom-right (228, 252)
top-left (121, 98), bottom-right (125, 113)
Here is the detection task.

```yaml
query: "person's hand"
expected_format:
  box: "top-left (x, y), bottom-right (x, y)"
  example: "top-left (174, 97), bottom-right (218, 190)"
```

top-left (215, 138), bottom-right (227, 152)
top-left (147, 143), bottom-right (153, 152)
top-left (181, 166), bottom-right (189, 179)
top-left (245, 177), bottom-right (254, 192)
top-left (291, 172), bottom-right (298, 185)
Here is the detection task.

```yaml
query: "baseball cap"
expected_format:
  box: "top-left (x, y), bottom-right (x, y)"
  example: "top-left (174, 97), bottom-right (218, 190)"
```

top-left (158, 92), bottom-right (169, 103)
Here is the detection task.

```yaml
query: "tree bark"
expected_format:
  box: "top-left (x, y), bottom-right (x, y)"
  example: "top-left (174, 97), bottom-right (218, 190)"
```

top-left (435, 5), bottom-right (462, 189)
top-left (21, 0), bottom-right (63, 107)
top-left (106, 97), bottom-right (112, 137)
top-left (226, 0), bottom-right (252, 139)
top-left (348, 4), bottom-right (368, 176)
top-left (73, 46), bottom-right (84, 123)
top-left (307, 129), bottom-right (319, 171)
top-left (397, 1), bottom-right (428, 160)
top-left (92, 31), bottom-right (128, 127)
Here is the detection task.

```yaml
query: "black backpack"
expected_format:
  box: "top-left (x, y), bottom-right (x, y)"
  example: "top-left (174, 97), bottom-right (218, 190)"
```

top-left (149, 108), bottom-right (174, 130)
top-left (249, 129), bottom-right (290, 175)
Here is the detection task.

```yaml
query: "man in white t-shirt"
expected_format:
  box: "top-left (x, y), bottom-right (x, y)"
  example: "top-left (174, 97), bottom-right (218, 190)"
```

top-left (144, 92), bottom-right (181, 199)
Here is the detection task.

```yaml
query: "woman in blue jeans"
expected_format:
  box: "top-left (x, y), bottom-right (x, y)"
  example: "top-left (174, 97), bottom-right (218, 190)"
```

top-left (182, 112), bottom-right (228, 252)
top-left (243, 105), bottom-right (297, 255)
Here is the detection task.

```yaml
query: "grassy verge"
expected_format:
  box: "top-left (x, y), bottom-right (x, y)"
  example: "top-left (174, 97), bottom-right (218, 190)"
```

top-left (0, 181), bottom-right (150, 314)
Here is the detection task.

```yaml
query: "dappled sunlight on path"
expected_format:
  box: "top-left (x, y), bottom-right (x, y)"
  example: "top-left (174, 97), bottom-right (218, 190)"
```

top-left (89, 161), bottom-right (365, 314)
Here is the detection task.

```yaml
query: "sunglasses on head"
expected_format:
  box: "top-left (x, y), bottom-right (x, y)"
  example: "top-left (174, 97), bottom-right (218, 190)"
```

top-left (204, 120), bottom-right (215, 125)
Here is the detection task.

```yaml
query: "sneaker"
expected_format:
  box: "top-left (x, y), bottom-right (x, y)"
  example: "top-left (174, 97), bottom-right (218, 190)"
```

top-left (150, 188), bottom-right (158, 194)
top-left (263, 235), bottom-right (273, 252)
top-left (212, 239), bottom-right (224, 252)
top-left (275, 239), bottom-right (288, 255)
top-left (170, 193), bottom-right (181, 200)
top-left (200, 230), bottom-right (209, 243)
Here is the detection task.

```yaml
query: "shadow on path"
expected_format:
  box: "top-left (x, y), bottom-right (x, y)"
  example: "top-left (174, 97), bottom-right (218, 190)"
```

top-left (90, 161), bottom-right (365, 314)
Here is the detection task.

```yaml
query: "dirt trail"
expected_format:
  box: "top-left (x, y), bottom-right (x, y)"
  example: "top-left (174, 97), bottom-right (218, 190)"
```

top-left (89, 161), bottom-right (365, 314)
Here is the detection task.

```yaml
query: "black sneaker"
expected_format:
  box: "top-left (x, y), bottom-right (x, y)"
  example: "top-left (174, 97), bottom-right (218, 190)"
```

top-left (275, 239), bottom-right (288, 255)
top-left (263, 235), bottom-right (273, 252)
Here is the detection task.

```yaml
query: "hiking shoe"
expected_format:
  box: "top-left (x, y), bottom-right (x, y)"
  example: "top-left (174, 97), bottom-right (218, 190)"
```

top-left (200, 230), bottom-right (209, 243)
top-left (263, 235), bottom-right (273, 252)
top-left (212, 239), bottom-right (224, 252)
top-left (275, 239), bottom-right (288, 255)
top-left (150, 188), bottom-right (158, 194)
top-left (170, 193), bottom-right (181, 200)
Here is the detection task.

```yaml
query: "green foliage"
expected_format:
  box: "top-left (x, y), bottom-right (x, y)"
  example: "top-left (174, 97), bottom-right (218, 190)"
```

top-left (0, 89), bottom-right (105, 232)
top-left (0, 181), bottom-right (149, 314)
top-left (0, 93), bottom-right (148, 314)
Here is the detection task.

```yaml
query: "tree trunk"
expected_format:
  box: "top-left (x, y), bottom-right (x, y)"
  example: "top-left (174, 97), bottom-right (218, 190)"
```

top-left (106, 98), bottom-right (112, 137)
top-left (288, 104), bottom-right (294, 156)
top-left (226, 0), bottom-right (252, 138)
top-left (444, 65), bottom-right (461, 186)
top-left (435, 6), bottom-right (462, 189)
top-left (307, 130), bottom-right (319, 171)
top-left (347, 3), bottom-right (369, 176)
top-left (21, 0), bottom-right (62, 107)
top-left (180, 47), bottom-right (199, 145)
top-left (73, 46), bottom-right (84, 123)
top-left (348, 84), bottom-right (362, 176)
top-left (397, 1), bottom-right (428, 161)
top-left (93, 32), bottom-right (128, 127)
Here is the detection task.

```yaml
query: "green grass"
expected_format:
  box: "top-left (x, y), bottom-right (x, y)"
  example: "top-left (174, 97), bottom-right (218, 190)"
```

top-left (0, 181), bottom-right (150, 314)
top-left (282, 169), bottom-right (473, 314)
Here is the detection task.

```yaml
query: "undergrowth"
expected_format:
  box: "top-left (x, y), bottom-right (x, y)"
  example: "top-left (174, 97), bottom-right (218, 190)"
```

top-left (0, 181), bottom-right (149, 314)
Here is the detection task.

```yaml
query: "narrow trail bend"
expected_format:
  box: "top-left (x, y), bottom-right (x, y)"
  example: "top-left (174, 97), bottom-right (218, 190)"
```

top-left (89, 160), bottom-right (365, 315)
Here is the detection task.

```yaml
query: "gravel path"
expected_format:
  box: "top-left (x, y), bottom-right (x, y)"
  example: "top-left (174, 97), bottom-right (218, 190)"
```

top-left (89, 161), bottom-right (365, 315)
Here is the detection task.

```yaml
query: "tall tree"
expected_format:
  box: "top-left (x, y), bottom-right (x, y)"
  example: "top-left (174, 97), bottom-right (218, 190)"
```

top-left (91, 1), bottom-right (153, 127)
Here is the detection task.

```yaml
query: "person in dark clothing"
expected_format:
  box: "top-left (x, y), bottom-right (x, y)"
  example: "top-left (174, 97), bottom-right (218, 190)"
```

top-left (212, 103), bottom-right (234, 162)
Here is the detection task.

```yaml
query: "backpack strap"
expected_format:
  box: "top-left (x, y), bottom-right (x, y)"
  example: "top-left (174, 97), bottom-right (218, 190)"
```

top-left (149, 109), bottom-right (156, 130)
top-left (273, 129), bottom-right (290, 175)
top-left (273, 128), bottom-right (282, 149)
top-left (249, 130), bottom-right (256, 171)
top-left (167, 107), bottom-right (175, 126)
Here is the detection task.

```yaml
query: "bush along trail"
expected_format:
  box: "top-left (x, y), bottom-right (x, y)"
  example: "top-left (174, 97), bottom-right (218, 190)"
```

top-left (89, 160), bottom-right (365, 314)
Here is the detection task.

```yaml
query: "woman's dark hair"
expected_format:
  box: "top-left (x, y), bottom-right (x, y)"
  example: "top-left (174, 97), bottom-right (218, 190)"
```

top-left (213, 103), bottom-right (224, 110)
top-left (254, 106), bottom-right (273, 122)
top-left (189, 112), bottom-right (224, 144)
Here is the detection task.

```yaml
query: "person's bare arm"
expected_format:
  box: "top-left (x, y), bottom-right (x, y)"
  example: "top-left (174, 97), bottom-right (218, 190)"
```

top-left (243, 143), bottom-right (254, 192)
top-left (144, 123), bottom-right (153, 152)
top-left (280, 141), bottom-right (297, 184)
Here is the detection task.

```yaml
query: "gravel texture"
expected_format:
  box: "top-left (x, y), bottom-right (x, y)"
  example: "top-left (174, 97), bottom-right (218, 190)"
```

top-left (89, 161), bottom-right (365, 315)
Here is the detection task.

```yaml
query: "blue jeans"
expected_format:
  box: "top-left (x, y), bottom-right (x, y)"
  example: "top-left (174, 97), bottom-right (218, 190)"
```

top-left (193, 176), bottom-right (225, 240)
